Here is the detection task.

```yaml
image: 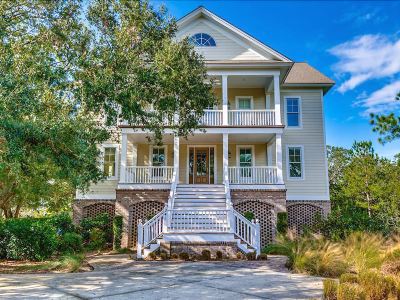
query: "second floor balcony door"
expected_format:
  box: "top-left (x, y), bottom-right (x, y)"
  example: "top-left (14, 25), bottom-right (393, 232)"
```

top-left (194, 148), bottom-right (209, 184)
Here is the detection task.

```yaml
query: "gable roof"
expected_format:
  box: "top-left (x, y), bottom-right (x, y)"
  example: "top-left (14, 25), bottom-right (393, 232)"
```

top-left (177, 6), bottom-right (292, 63)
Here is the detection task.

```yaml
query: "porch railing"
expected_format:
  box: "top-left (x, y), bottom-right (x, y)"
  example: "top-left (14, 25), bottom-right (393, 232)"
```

top-left (200, 109), bottom-right (223, 126)
top-left (228, 166), bottom-right (278, 184)
top-left (168, 209), bottom-right (230, 232)
top-left (228, 110), bottom-right (275, 126)
top-left (125, 166), bottom-right (174, 183)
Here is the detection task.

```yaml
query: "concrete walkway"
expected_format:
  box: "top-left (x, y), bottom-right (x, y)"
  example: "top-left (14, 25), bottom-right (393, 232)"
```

top-left (0, 256), bottom-right (323, 299)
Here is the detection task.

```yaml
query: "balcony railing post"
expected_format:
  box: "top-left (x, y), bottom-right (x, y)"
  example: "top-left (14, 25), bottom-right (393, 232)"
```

top-left (137, 219), bottom-right (143, 259)
top-left (222, 75), bottom-right (228, 125)
top-left (274, 74), bottom-right (281, 125)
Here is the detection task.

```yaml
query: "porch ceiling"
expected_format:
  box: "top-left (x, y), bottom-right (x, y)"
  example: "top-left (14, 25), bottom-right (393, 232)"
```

top-left (209, 75), bottom-right (273, 88)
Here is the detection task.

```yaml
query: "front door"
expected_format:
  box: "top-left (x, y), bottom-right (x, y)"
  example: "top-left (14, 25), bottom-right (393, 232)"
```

top-left (194, 148), bottom-right (209, 184)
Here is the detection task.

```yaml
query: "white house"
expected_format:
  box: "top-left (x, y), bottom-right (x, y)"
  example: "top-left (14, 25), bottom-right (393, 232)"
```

top-left (73, 7), bottom-right (334, 258)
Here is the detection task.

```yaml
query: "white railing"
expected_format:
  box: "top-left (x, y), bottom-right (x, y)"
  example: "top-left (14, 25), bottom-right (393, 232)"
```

top-left (229, 110), bottom-right (275, 126)
top-left (125, 166), bottom-right (174, 183)
top-left (137, 206), bottom-right (167, 259)
top-left (232, 209), bottom-right (261, 256)
top-left (228, 166), bottom-right (278, 184)
top-left (168, 209), bottom-right (230, 232)
top-left (200, 109), bottom-right (223, 126)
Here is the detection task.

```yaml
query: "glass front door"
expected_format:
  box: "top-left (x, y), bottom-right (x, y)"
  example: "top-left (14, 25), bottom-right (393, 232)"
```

top-left (189, 147), bottom-right (215, 184)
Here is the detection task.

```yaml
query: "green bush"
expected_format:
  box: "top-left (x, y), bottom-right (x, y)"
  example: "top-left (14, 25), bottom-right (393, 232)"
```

top-left (201, 249), bottom-right (211, 260)
top-left (148, 252), bottom-right (157, 260)
top-left (0, 218), bottom-right (58, 261)
top-left (49, 213), bottom-right (75, 235)
top-left (277, 212), bottom-right (288, 234)
top-left (337, 283), bottom-right (365, 300)
top-left (80, 213), bottom-right (112, 244)
top-left (339, 273), bottom-right (359, 284)
top-left (160, 252), bottom-right (168, 260)
top-left (258, 253), bottom-right (268, 260)
top-left (178, 252), bottom-right (190, 260)
top-left (88, 228), bottom-right (106, 250)
top-left (216, 250), bottom-right (223, 260)
top-left (58, 232), bottom-right (83, 254)
top-left (323, 279), bottom-right (338, 300)
top-left (113, 216), bottom-right (123, 250)
top-left (171, 253), bottom-right (179, 259)
top-left (246, 252), bottom-right (256, 260)
top-left (243, 211), bottom-right (254, 221)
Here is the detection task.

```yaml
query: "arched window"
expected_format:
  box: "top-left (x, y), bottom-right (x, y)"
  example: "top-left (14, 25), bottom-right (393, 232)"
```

top-left (189, 33), bottom-right (216, 47)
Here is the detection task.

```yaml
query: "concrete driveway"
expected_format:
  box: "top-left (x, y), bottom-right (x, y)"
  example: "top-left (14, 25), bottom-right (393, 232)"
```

top-left (0, 256), bottom-right (322, 299)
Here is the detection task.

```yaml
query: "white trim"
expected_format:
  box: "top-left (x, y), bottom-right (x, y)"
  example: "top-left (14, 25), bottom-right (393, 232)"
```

top-left (236, 145), bottom-right (255, 167)
top-left (286, 195), bottom-right (330, 201)
top-left (208, 70), bottom-right (280, 76)
top-left (286, 145), bottom-right (305, 180)
top-left (186, 145), bottom-right (218, 184)
top-left (235, 96), bottom-right (254, 110)
top-left (230, 184), bottom-right (285, 190)
top-left (149, 145), bottom-right (168, 166)
top-left (321, 89), bottom-right (330, 199)
top-left (117, 183), bottom-right (171, 190)
top-left (267, 143), bottom-right (273, 166)
top-left (284, 96), bottom-right (303, 129)
top-left (100, 143), bottom-right (119, 180)
top-left (121, 127), bottom-right (284, 135)
top-left (75, 192), bottom-right (116, 200)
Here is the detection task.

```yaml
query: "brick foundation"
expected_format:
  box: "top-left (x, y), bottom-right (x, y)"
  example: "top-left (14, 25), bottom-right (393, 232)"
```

top-left (287, 200), bottom-right (331, 234)
top-left (73, 199), bottom-right (116, 224)
top-left (116, 189), bottom-right (169, 248)
top-left (168, 242), bottom-right (241, 259)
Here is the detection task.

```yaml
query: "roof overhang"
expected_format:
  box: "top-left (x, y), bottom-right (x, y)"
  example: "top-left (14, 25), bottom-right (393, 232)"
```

top-left (281, 83), bottom-right (335, 95)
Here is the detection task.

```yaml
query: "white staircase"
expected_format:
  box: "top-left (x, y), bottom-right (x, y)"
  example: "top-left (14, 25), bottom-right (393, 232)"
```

top-left (136, 184), bottom-right (261, 259)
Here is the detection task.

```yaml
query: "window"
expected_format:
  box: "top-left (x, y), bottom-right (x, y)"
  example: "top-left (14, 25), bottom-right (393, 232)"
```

top-left (287, 146), bottom-right (304, 179)
top-left (239, 147), bottom-right (253, 177)
top-left (236, 96), bottom-right (253, 110)
top-left (189, 33), bottom-right (216, 47)
top-left (103, 147), bottom-right (116, 177)
top-left (152, 147), bottom-right (166, 177)
top-left (286, 97), bottom-right (301, 127)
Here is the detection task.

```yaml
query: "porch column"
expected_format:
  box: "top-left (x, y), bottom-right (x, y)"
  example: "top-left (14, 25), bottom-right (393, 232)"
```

top-left (275, 133), bottom-right (284, 184)
top-left (173, 135), bottom-right (180, 183)
top-left (120, 132), bottom-right (128, 183)
top-left (223, 133), bottom-right (229, 184)
top-left (273, 74), bottom-right (281, 125)
top-left (222, 75), bottom-right (228, 125)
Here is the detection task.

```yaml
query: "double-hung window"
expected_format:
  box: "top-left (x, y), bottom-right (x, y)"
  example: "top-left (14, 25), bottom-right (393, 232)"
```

top-left (103, 147), bottom-right (116, 177)
top-left (236, 96), bottom-right (252, 110)
top-left (286, 97), bottom-right (301, 127)
top-left (152, 147), bottom-right (166, 177)
top-left (239, 147), bottom-right (253, 178)
top-left (287, 146), bottom-right (304, 179)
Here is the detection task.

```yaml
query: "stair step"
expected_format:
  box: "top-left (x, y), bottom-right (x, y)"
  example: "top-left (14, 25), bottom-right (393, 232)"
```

top-left (177, 184), bottom-right (224, 188)
top-left (176, 191), bottom-right (226, 195)
top-left (175, 195), bottom-right (226, 200)
top-left (176, 188), bottom-right (225, 192)
top-left (174, 203), bottom-right (226, 208)
top-left (174, 199), bottom-right (226, 204)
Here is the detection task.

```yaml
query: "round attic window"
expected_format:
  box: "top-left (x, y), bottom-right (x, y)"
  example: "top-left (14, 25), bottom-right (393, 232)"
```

top-left (189, 33), bottom-right (216, 47)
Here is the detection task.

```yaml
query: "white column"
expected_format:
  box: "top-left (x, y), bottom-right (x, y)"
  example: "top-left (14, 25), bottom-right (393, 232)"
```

top-left (267, 143), bottom-right (273, 166)
top-left (273, 74), bottom-right (281, 125)
top-left (120, 133), bottom-right (128, 183)
top-left (275, 133), bottom-right (284, 184)
top-left (173, 135), bottom-right (180, 183)
top-left (222, 75), bottom-right (228, 125)
top-left (132, 144), bottom-right (138, 167)
top-left (223, 133), bottom-right (229, 184)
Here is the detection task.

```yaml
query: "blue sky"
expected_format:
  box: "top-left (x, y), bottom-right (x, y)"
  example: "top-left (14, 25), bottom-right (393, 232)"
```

top-left (151, 0), bottom-right (400, 158)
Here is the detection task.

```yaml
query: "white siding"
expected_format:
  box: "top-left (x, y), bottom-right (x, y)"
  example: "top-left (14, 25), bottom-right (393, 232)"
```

top-left (176, 19), bottom-right (269, 61)
top-left (281, 89), bottom-right (329, 200)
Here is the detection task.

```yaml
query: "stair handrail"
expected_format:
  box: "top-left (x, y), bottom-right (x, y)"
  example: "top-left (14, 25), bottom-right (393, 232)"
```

top-left (231, 208), bottom-right (261, 257)
top-left (137, 206), bottom-right (168, 259)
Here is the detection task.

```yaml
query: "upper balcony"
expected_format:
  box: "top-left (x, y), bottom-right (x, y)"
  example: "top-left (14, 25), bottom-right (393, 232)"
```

top-left (200, 109), bottom-right (276, 127)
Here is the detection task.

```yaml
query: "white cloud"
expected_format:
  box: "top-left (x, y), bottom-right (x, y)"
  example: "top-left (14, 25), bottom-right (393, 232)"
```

top-left (329, 34), bottom-right (400, 115)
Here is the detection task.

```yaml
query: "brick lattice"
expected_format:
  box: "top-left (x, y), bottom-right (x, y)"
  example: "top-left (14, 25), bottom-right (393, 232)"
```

top-left (129, 201), bottom-right (165, 247)
top-left (233, 201), bottom-right (275, 248)
top-left (287, 203), bottom-right (323, 234)
top-left (82, 203), bottom-right (115, 226)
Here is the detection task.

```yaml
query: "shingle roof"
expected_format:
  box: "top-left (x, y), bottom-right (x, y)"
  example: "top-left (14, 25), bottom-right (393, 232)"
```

top-left (284, 63), bottom-right (334, 85)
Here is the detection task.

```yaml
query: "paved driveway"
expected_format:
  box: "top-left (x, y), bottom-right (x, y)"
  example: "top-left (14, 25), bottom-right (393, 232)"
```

top-left (0, 256), bottom-right (322, 299)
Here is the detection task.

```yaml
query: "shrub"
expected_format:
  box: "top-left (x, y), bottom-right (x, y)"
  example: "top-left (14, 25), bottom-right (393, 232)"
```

top-left (358, 270), bottom-right (391, 300)
top-left (58, 232), bottom-right (83, 254)
top-left (258, 253), bottom-right (268, 260)
top-left (277, 212), bottom-right (288, 234)
top-left (236, 252), bottom-right (243, 259)
top-left (178, 252), bottom-right (190, 261)
top-left (148, 252), bottom-right (157, 260)
top-left (88, 228), bottom-right (106, 250)
top-left (381, 259), bottom-right (400, 276)
top-left (201, 250), bottom-right (211, 261)
top-left (80, 213), bottom-right (112, 244)
top-left (112, 216), bottom-right (123, 250)
top-left (323, 279), bottom-right (338, 300)
top-left (216, 250), bottom-right (223, 260)
top-left (171, 253), bottom-right (179, 259)
top-left (246, 252), bottom-right (256, 260)
top-left (243, 211), bottom-right (254, 221)
top-left (49, 213), bottom-right (75, 235)
top-left (336, 283), bottom-right (365, 300)
top-left (0, 218), bottom-right (58, 261)
top-left (339, 273), bottom-right (359, 284)
top-left (160, 252), bottom-right (168, 260)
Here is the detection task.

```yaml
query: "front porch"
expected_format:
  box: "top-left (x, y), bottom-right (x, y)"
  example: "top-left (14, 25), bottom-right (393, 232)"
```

top-left (118, 132), bottom-right (284, 190)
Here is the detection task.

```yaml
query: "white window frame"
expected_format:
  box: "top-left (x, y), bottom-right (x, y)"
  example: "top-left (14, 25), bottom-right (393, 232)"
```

top-left (185, 145), bottom-right (217, 184)
top-left (235, 96), bottom-right (254, 110)
top-left (286, 145), bottom-right (305, 180)
top-left (284, 96), bottom-right (302, 129)
top-left (101, 143), bottom-right (119, 180)
top-left (149, 145), bottom-right (168, 166)
top-left (236, 145), bottom-right (255, 167)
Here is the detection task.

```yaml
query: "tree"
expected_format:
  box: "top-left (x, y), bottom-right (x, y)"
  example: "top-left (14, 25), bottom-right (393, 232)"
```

top-left (370, 92), bottom-right (400, 144)
top-left (0, 1), bottom-right (109, 218)
top-left (80, 0), bottom-right (215, 141)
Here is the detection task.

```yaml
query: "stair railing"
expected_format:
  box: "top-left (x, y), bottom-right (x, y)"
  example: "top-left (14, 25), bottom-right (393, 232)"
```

top-left (137, 206), bottom-right (167, 259)
top-left (231, 208), bottom-right (261, 257)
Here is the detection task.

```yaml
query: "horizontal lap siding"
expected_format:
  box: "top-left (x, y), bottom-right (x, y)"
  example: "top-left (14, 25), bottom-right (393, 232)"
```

top-left (281, 90), bottom-right (329, 197)
top-left (213, 88), bottom-right (266, 109)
